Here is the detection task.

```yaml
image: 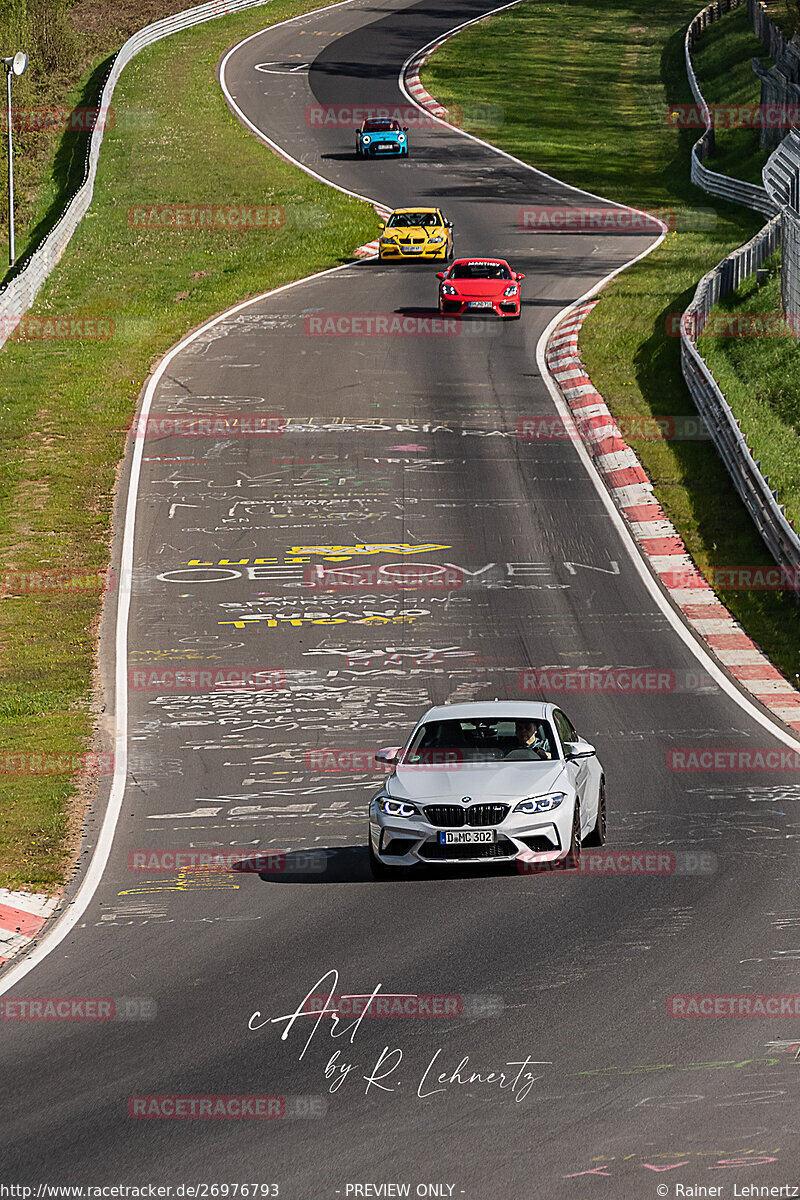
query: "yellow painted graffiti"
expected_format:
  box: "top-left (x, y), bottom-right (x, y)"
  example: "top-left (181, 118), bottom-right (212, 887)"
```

top-left (118, 869), bottom-right (241, 894)
top-left (218, 614), bottom-right (421, 629)
top-left (188, 543), bottom-right (450, 566)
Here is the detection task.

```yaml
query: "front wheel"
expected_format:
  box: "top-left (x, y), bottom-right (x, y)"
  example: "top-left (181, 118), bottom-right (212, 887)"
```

top-left (583, 779), bottom-right (607, 846)
top-left (563, 803), bottom-right (582, 869)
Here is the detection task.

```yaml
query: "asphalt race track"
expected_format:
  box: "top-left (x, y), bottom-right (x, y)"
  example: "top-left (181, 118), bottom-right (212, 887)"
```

top-left (2, 1), bottom-right (800, 1195)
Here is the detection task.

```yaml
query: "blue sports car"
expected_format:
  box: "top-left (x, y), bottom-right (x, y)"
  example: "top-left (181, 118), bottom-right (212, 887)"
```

top-left (356, 118), bottom-right (409, 158)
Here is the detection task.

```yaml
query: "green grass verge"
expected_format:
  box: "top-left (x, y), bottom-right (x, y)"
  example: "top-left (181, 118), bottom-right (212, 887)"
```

top-left (0, 0), bottom-right (377, 893)
top-left (692, 13), bottom-right (800, 543)
top-left (699, 257), bottom-right (800, 529)
top-left (423, 0), bottom-right (800, 687)
top-left (691, 5), bottom-right (771, 184)
top-left (760, 0), bottom-right (800, 37)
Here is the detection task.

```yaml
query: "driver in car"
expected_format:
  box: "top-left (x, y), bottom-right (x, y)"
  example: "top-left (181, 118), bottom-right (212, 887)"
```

top-left (505, 720), bottom-right (552, 760)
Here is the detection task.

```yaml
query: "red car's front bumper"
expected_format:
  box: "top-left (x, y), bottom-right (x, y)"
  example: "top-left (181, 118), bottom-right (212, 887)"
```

top-left (438, 294), bottom-right (520, 318)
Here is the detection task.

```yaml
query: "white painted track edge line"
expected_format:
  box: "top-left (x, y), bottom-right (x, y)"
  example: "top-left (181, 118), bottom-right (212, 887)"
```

top-left (0, 255), bottom-right (367, 996)
top-left (0, 0), bottom-right (382, 992)
top-left (400, 1), bottom-right (800, 749)
top-left (2, 0), bottom-right (793, 993)
top-left (398, 6), bottom-right (671, 222)
top-left (219, 0), bottom-right (386, 214)
top-left (536, 304), bottom-right (800, 752)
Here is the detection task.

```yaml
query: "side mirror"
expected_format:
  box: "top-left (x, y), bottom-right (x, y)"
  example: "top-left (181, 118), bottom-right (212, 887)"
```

top-left (515, 272), bottom-right (526, 281)
top-left (403, 126), bottom-right (408, 132)
top-left (436, 272), bottom-right (445, 280)
top-left (378, 221), bottom-right (385, 229)
top-left (565, 741), bottom-right (596, 760)
top-left (376, 746), bottom-right (401, 766)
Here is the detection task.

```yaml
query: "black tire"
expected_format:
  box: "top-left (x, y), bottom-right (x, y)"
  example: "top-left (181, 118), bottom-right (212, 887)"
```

top-left (563, 803), bottom-right (582, 869)
top-left (447, 240), bottom-right (455, 261)
top-left (583, 779), bottom-right (607, 847)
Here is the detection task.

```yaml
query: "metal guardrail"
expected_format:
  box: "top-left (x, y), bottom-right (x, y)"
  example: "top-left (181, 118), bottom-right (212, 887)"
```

top-left (685, 0), bottom-right (778, 216)
top-left (681, 0), bottom-right (800, 587)
top-left (0, 0), bottom-right (275, 351)
top-left (763, 127), bottom-right (800, 315)
top-left (747, 0), bottom-right (790, 62)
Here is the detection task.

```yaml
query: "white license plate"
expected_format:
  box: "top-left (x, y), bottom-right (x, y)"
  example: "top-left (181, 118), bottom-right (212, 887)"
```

top-left (468, 301), bottom-right (493, 308)
top-left (439, 830), bottom-right (496, 845)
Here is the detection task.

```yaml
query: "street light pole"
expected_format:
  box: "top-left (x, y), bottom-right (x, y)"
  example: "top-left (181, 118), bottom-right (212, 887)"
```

top-left (3, 52), bottom-right (29, 269)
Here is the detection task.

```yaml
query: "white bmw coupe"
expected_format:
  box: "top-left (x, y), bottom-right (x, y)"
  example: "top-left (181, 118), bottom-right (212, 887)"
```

top-left (368, 701), bottom-right (605, 877)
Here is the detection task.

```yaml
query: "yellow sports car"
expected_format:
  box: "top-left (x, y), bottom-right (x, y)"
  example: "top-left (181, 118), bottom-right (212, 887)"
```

top-left (378, 207), bottom-right (454, 261)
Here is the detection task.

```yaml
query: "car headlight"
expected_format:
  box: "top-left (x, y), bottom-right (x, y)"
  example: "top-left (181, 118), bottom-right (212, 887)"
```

top-left (429, 236), bottom-right (444, 244)
top-left (362, 135), bottom-right (371, 144)
top-left (379, 236), bottom-right (396, 243)
top-left (514, 792), bottom-right (567, 814)
top-left (397, 134), bottom-right (405, 142)
top-left (503, 285), bottom-right (519, 296)
top-left (441, 284), bottom-right (458, 296)
top-left (379, 798), bottom-right (419, 818)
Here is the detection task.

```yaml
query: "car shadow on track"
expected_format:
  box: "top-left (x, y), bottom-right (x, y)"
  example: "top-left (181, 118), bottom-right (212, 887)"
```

top-left (232, 846), bottom-right (531, 885)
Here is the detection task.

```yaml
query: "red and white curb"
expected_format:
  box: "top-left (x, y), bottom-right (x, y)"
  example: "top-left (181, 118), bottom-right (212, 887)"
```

top-left (354, 203), bottom-right (391, 259)
top-left (0, 889), bottom-right (58, 966)
top-left (405, 46), bottom-right (452, 120)
top-left (402, 6), bottom-right (510, 124)
top-left (546, 300), bottom-right (800, 733)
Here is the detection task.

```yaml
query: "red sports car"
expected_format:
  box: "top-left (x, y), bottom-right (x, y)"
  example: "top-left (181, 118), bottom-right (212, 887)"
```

top-left (436, 258), bottom-right (525, 320)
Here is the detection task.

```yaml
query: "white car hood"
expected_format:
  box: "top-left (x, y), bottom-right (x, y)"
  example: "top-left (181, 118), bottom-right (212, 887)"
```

top-left (388, 760), bottom-right (568, 802)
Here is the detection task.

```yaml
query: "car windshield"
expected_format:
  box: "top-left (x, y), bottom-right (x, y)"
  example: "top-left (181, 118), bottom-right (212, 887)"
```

top-left (386, 212), bottom-right (439, 228)
top-left (363, 120), bottom-right (399, 132)
top-left (449, 262), bottom-right (511, 279)
top-left (402, 718), bottom-right (558, 764)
